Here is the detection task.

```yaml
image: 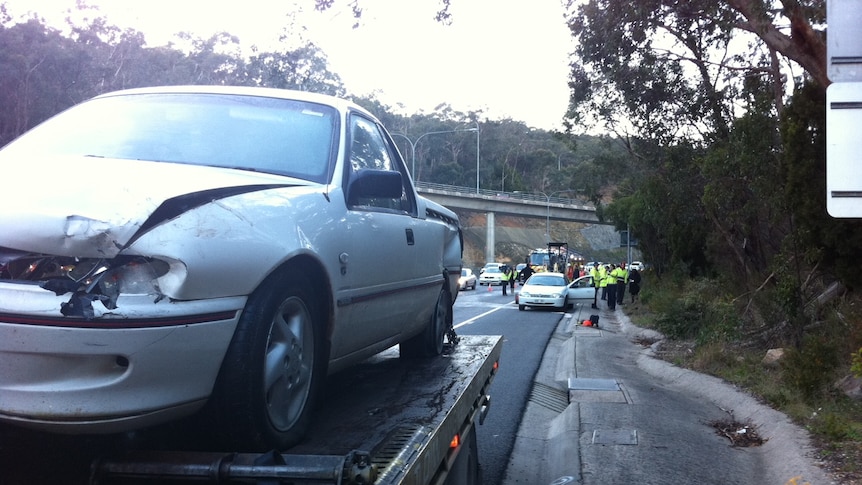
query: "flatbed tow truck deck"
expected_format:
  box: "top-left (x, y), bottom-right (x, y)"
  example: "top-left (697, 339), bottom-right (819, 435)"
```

top-left (0, 335), bottom-right (503, 485)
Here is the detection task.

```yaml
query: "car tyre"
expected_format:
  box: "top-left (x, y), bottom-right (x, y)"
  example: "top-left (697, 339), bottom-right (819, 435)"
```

top-left (401, 285), bottom-right (451, 358)
top-left (518, 304), bottom-right (525, 311)
top-left (207, 271), bottom-right (325, 451)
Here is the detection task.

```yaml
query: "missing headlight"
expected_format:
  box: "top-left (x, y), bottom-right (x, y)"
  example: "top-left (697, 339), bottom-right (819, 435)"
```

top-left (0, 248), bottom-right (169, 319)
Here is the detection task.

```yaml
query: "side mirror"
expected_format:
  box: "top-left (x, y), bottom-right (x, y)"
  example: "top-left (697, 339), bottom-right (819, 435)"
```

top-left (347, 169), bottom-right (403, 205)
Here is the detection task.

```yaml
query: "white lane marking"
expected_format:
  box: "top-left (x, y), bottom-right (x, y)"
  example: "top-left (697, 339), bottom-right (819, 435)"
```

top-left (454, 305), bottom-right (510, 329)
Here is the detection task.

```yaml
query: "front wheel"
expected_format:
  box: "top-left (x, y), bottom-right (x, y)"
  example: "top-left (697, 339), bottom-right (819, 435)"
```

top-left (207, 272), bottom-right (326, 450)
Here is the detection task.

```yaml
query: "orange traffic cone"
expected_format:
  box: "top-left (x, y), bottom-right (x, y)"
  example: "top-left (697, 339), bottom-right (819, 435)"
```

top-left (487, 284), bottom-right (493, 292)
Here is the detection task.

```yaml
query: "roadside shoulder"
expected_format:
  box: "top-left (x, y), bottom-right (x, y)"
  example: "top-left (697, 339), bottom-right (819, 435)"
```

top-left (617, 311), bottom-right (835, 485)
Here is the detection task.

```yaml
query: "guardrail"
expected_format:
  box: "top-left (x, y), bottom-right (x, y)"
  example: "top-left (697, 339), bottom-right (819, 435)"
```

top-left (414, 181), bottom-right (594, 210)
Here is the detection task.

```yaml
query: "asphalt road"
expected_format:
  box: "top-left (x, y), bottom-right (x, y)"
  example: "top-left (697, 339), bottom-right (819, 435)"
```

top-left (452, 284), bottom-right (563, 485)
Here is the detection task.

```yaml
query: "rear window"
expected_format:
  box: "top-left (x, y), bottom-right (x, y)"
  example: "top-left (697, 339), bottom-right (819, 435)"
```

top-left (528, 275), bottom-right (566, 286)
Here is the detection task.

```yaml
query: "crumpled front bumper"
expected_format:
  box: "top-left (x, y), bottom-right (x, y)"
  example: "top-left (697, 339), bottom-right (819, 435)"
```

top-left (0, 282), bottom-right (245, 434)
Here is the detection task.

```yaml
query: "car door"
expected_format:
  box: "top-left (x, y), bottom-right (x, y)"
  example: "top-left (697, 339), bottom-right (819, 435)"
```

top-left (567, 275), bottom-right (595, 301)
top-left (332, 113), bottom-right (437, 358)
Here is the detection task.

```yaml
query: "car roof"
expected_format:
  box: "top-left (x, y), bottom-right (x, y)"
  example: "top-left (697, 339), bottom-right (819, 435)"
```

top-left (92, 85), bottom-right (374, 119)
top-left (527, 272), bottom-right (566, 280)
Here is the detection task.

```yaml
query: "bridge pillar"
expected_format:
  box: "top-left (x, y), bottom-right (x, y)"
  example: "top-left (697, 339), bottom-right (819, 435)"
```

top-left (485, 212), bottom-right (495, 263)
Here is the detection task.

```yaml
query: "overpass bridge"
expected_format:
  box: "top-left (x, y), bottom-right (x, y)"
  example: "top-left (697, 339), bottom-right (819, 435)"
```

top-left (415, 182), bottom-right (605, 263)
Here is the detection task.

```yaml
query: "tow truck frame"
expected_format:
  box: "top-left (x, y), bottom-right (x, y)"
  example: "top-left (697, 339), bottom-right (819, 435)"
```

top-left (86, 335), bottom-right (502, 485)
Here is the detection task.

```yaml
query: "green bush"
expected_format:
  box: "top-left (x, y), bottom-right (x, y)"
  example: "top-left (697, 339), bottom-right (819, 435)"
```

top-left (781, 335), bottom-right (842, 401)
top-left (648, 277), bottom-right (740, 343)
top-left (852, 347), bottom-right (862, 378)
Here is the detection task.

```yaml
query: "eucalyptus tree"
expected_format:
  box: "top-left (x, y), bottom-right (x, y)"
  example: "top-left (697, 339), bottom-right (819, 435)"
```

top-left (246, 42), bottom-right (345, 95)
top-left (0, 19), bottom-right (89, 145)
top-left (562, 0), bottom-right (828, 280)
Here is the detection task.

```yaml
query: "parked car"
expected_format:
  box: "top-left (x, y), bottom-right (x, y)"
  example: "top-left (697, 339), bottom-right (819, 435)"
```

top-left (459, 268), bottom-right (477, 290)
top-left (629, 261), bottom-right (645, 271)
top-left (479, 262), bottom-right (502, 275)
top-left (0, 86), bottom-right (463, 451)
top-left (517, 272), bottom-right (570, 310)
top-left (479, 266), bottom-right (504, 285)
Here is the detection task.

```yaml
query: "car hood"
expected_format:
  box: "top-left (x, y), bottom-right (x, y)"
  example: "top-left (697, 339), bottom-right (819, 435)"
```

top-left (0, 156), bottom-right (305, 258)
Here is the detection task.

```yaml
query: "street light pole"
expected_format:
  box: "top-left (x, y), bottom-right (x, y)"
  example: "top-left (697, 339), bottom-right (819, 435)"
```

top-left (541, 189), bottom-right (578, 243)
top-left (475, 120), bottom-right (481, 194)
top-left (391, 127), bottom-right (477, 181)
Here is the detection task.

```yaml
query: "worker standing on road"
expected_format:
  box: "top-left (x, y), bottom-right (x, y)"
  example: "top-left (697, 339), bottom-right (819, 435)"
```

top-left (501, 265), bottom-right (510, 296)
top-left (629, 268), bottom-right (642, 303)
top-left (615, 262), bottom-right (628, 306)
top-left (520, 262), bottom-right (534, 285)
top-left (590, 264), bottom-right (600, 309)
top-left (605, 264), bottom-right (618, 310)
top-left (599, 264), bottom-right (609, 301)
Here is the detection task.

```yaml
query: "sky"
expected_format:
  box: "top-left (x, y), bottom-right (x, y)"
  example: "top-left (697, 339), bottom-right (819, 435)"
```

top-left (5, 0), bottom-right (576, 130)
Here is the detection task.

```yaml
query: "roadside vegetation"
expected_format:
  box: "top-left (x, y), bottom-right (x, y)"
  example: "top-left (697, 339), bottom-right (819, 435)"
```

top-left (556, 2), bottom-right (862, 481)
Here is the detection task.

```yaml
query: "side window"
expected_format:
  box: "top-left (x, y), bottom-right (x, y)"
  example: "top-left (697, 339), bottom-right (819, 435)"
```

top-left (348, 115), bottom-right (412, 213)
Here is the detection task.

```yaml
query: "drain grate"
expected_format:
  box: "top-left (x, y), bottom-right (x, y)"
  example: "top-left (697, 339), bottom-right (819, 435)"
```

top-left (568, 377), bottom-right (629, 403)
top-left (592, 429), bottom-right (638, 445)
top-left (529, 381), bottom-right (569, 413)
top-left (568, 377), bottom-right (619, 391)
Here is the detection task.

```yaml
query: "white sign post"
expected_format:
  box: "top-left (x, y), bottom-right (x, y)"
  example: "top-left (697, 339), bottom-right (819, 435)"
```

top-left (826, 0), bottom-right (862, 217)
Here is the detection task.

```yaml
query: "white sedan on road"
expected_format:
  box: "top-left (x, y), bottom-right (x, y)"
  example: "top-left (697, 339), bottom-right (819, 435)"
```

top-left (0, 86), bottom-right (462, 451)
top-left (517, 274), bottom-right (596, 311)
top-left (459, 268), bottom-right (477, 290)
top-left (479, 266), bottom-right (504, 286)
top-left (517, 273), bottom-right (569, 310)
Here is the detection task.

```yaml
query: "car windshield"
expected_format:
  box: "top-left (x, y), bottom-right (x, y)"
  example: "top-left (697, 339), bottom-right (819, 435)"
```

top-left (527, 275), bottom-right (566, 286)
top-left (1, 93), bottom-right (338, 184)
top-left (461, 269), bottom-right (470, 276)
top-left (485, 268), bottom-right (501, 274)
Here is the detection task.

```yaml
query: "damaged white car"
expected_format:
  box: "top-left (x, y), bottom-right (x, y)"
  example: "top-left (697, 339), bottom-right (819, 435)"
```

top-left (0, 86), bottom-right (462, 450)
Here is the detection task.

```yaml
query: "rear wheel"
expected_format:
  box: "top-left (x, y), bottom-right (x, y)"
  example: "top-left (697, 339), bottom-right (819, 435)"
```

top-left (401, 286), bottom-right (451, 358)
top-left (208, 271), bottom-right (325, 450)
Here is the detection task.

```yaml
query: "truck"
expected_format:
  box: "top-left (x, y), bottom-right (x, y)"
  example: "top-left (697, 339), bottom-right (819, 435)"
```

top-left (526, 243), bottom-right (587, 281)
top-left (0, 335), bottom-right (502, 485)
top-left (527, 242), bottom-right (570, 274)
